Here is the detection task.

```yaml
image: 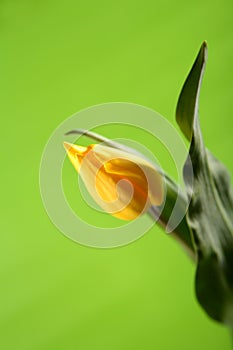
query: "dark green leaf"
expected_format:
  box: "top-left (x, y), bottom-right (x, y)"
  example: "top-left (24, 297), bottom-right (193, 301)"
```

top-left (176, 42), bottom-right (233, 327)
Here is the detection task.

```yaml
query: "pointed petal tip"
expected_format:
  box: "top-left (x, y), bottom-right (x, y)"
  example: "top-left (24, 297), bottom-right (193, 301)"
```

top-left (63, 141), bottom-right (90, 156)
top-left (63, 141), bottom-right (73, 151)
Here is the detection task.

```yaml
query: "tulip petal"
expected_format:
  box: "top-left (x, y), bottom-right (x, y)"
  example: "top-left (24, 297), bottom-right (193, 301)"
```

top-left (104, 158), bottom-right (164, 206)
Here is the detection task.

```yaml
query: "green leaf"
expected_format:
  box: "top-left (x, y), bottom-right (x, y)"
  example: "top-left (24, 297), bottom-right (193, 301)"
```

top-left (176, 42), bottom-right (233, 327)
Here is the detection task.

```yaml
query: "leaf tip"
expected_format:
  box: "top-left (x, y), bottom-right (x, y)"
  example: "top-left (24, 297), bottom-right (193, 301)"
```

top-left (201, 40), bottom-right (208, 63)
top-left (175, 41), bottom-right (208, 140)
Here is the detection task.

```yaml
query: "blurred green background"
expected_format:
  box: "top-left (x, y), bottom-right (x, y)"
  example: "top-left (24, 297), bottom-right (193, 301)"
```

top-left (1, 0), bottom-right (233, 349)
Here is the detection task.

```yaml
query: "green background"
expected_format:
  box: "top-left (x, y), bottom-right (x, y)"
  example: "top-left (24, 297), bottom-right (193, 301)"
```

top-left (1, 0), bottom-right (233, 349)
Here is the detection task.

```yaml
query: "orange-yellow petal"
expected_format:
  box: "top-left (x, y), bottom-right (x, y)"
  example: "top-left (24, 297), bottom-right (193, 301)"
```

top-left (63, 142), bottom-right (164, 221)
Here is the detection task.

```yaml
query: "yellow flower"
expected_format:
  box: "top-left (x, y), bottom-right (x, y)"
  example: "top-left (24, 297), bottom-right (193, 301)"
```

top-left (63, 142), bottom-right (164, 220)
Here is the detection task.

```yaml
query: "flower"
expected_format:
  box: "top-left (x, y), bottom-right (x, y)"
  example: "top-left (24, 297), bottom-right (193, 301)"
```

top-left (63, 142), bottom-right (164, 220)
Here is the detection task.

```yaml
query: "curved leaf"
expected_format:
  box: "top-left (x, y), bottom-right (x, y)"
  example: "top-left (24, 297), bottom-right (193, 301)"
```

top-left (176, 42), bottom-right (233, 326)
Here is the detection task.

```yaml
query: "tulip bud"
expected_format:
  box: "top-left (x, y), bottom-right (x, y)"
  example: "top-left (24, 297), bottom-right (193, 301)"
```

top-left (64, 142), bottom-right (164, 220)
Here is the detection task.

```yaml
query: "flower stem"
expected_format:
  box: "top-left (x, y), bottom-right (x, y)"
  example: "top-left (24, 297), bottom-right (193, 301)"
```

top-left (149, 177), bottom-right (195, 260)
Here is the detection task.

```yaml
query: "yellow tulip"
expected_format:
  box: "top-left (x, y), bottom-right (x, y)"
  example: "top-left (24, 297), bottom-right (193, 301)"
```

top-left (63, 142), bottom-right (164, 220)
